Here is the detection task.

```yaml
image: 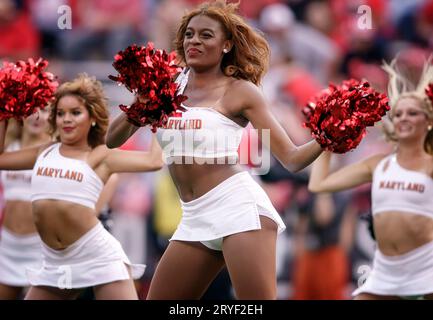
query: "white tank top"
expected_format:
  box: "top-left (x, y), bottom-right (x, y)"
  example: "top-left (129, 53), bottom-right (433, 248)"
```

top-left (372, 154), bottom-right (433, 218)
top-left (31, 143), bottom-right (104, 210)
top-left (0, 141), bottom-right (32, 201)
top-left (155, 69), bottom-right (244, 162)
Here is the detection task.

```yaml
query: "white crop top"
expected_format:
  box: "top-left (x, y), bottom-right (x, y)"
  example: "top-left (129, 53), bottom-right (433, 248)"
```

top-left (31, 143), bottom-right (104, 210)
top-left (372, 154), bottom-right (433, 218)
top-left (1, 142), bottom-right (32, 202)
top-left (155, 69), bottom-right (244, 162)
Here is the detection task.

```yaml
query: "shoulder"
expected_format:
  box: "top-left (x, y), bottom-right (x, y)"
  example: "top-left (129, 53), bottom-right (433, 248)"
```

top-left (229, 79), bottom-right (261, 96)
top-left (363, 153), bottom-right (390, 172)
top-left (89, 144), bottom-right (112, 161)
top-left (36, 142), bottom-right (57, 157)
top-left (86, 144), bottom-right (116, 168)
top-left (226, 79), bottom-right (264, 108)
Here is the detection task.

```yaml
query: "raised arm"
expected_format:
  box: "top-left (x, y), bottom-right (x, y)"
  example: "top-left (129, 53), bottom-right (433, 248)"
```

top-left (0, 120), bottom-right (48, 170)
top-left (102, 133), bottom-right (163, 175)
top-left (240, 82), bottom-right (323, 172)
top-left (308, 151), bottom-right (387, 193)
top-left (106, 112), bottom-right (140, 149)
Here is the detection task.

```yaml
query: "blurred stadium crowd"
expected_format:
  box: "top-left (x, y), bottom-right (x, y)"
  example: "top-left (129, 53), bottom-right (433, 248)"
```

top-left (1, 0), bottom-right (433, 299)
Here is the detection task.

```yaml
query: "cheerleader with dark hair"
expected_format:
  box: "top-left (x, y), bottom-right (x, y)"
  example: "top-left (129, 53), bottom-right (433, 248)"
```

top-left (107, 0), bottom-right (323, 299)
top-left (0, 74), bottom-right (163, 299)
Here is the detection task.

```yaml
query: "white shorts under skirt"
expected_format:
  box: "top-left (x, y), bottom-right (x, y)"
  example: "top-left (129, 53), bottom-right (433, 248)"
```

top-left (26, 223), bottom-right (146, 289)
top-left (0, 228), bottom-right (42, 287)
top-left (353, 239), bottom-right (433, 297)
top-left (170, 171), bottom-right (286, 251)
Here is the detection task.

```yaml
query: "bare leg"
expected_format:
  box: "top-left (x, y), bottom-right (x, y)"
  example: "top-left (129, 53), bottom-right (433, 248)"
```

top-left (0, 283), bottom-right (23, 300)
top-left (25, 286), bottom-right (83, 300)
top-left (354, 293), bottom-right (401, 300)
top-left (222, 216), bottom-right (278, 300)
top-left (93, 279), bottom-right (138, 300)
top-left (147, 241), bottom-right (225, 299)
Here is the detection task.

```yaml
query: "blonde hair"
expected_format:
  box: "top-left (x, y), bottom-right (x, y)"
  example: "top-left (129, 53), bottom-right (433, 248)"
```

top-left (381, 56), bottom-right (433, 154)
top-left (50, 74), bottom-right (109, 148)
top-left (174, 0), bottom-right (270, 85)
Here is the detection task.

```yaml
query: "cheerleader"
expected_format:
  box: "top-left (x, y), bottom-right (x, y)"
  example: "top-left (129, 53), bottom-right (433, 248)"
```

top-left (308, 58), bottom-right (433, 299)
top-left (0, 74), bottom-right (163, 299)
top-left (107, 0), bottom-right (323, 299)
top-left (0, 110), bottom-right (51, 299)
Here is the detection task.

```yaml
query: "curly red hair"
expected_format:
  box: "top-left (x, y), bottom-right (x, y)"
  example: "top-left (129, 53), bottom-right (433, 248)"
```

top-left (174, 0), bottom-right (270, 85)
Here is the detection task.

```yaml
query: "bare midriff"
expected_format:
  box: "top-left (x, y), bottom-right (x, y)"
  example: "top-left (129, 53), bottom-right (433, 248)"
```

top-left (3, 200), bottom-right (37, 234)
top-left (374, 211), bottom-right (433, 256)
top-left (33, 200), bottom-right (99, 250)
top-left (168, 157), bottom-right (243, 202)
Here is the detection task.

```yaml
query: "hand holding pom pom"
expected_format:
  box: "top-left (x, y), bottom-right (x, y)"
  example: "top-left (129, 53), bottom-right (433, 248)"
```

top-left (302, 79), bottom-right (389, 153)
top-left (109, 43), bottom-right (187, 132)
top-left (0, 58), bottom-right (58, 121)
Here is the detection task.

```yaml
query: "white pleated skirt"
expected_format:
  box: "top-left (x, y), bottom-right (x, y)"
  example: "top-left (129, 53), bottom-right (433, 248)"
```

top-left (0, 228), bottom-right (42, 287)
top-left (26, 223), bottom-right (146, 289)
top-left (170, 171), bottom-right (286, 250)
top-left (353, 239), bottom-right (433, 297)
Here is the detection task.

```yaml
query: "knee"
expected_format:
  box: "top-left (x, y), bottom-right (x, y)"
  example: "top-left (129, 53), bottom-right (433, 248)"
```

top-left (235, 283), bottom-right (277, 300)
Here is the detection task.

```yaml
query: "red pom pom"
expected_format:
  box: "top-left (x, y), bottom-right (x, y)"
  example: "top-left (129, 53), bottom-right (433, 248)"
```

top-left (109, 43), bottom-right (187, 132)
top-left (0, 58), bottom-right (58, 121)
top-left (302, 79), bottom-right (389, 153)
top-left (426, 83), bottom-right (433, 105)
